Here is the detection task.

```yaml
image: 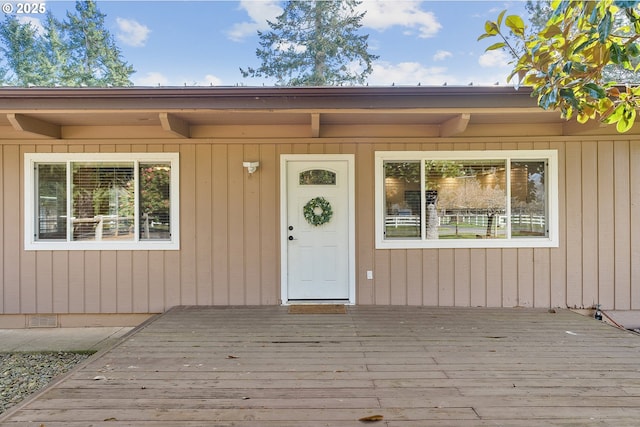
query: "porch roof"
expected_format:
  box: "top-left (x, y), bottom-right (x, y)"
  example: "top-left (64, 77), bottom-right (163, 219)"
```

top-left (0, 86), bottom-right (632, 139)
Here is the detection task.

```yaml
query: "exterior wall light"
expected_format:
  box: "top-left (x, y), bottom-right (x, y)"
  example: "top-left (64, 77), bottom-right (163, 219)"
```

top-left (243, 161), bottom-right (259, 174)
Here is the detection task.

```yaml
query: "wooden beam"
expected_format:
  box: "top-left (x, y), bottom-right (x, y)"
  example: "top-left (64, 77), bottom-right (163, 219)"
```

top-left (310, 113), bottom-right (320, 138)
top-left (7, 113), bottom-right (60, 138)
top-left (439, 113), bottom-right (470, 137)
top-left (159, 112), bottom-right (190, 138)
top-left (562, 118), bottom-right (608, 135)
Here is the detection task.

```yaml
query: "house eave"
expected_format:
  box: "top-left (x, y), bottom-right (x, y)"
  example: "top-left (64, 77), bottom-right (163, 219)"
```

top-left (0, 86), bottom-right (636, 138)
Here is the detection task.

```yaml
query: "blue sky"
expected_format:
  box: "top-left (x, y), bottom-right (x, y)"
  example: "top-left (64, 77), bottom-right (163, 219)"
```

top-left (20, 0), bottom-right (530, 87)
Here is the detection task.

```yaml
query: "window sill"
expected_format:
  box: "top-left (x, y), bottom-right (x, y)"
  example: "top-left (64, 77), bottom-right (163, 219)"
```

top-left (24, 240), bottom-right (180, 251)
top-left (376, 237), bottom-right (559, 250)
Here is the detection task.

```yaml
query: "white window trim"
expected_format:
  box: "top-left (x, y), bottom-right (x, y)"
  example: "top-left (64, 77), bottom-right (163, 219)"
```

top-left (24, 152), bottom-right (180, 251)
top-left (375, 150), bottom-right (559, 249)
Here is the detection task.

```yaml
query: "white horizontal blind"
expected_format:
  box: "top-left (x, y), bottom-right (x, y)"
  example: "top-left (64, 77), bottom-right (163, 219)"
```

top-left (71, 162), bottom-right (135, 242)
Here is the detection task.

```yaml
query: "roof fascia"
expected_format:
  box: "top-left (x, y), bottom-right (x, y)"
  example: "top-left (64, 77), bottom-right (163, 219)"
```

top-left (0, 86), bottom-right (539, 112)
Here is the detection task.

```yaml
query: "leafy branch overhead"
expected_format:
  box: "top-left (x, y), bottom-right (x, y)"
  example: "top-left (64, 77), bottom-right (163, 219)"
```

top-left (479, 0), bottom-right (640, 132)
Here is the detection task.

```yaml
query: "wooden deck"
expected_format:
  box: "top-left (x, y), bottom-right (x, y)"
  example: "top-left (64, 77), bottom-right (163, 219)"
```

top-left (2, 306), bottom-right (640, 426)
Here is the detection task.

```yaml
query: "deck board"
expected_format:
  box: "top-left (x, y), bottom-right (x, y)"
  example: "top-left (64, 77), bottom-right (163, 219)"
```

top-left (2, 306), bottom-right (640, 426)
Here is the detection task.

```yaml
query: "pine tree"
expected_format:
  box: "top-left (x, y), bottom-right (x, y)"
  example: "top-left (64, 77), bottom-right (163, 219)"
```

top-left (63, 0), bottom-right (133, 86)
top-left (41, 12), bottom-right (71, 86)
top-left (0, 0), bottom-right (134, 87)
top-left (240, 0), bottom-right (378, 86)
top-left (0, 15), bottom-right (50, 86)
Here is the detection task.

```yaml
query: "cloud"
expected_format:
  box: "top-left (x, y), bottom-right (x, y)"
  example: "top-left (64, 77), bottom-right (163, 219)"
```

top-left (132, 72), bottom-right (225, 87)
top-left (116, 18), bottom-right (151, 47)
top-left (133, 72), bottom-right (169, 87)
top-left (433, 50), bottom-right (452, 61)
top-left (368, 61), bottom-right (452, 86)
top-left (360, 0), bottom-right (441, 38)
top-left (274, 40), bottom-right (307, 54)
top-left (18, 16), bottom-right (44, 36)
top-left (227, 0), bottom-right (282, 42)
top-left (203, 74), bottom-right (222, 86)
top-left (229, 0), bottom-right (441, 42)
top-left (478, 50), bottom-right (510, 68)
top-left (471, 71), bottom-right (512, 86)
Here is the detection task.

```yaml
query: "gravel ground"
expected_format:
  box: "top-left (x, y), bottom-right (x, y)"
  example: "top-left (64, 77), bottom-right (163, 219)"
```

top-left (0, 352), bottom-right (91, 415)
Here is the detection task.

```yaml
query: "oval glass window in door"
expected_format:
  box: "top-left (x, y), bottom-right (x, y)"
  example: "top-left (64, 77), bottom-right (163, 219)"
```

top-left (299, 169), bottom-right (337, 185)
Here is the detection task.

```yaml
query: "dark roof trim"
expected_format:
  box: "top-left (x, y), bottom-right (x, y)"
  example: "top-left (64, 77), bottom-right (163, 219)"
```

top-left (0, 86), bottom-right (539, 111)
top-left (0, 85), bottom-right (533, 98)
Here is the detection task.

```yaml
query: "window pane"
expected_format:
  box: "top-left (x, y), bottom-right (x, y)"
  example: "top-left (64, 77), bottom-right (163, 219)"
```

top-left (426, 160), bottom-right (506, 239)
top-left (384, 162), bottom-right (421, 239)
top-left (139, 163), bottom-right (171, 240)
top-left (511, 161), bottom-right (547, 237)
top-left (72, 162), bottom-right (135, 241)
top-left (299, 169), bottom-right (336, 185)
top-left (37, 164), bottom-right (67, 240)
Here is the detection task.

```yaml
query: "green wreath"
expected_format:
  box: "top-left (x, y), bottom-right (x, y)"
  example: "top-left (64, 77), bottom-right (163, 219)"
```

top-left (303, 196), bottom-right (333, 226)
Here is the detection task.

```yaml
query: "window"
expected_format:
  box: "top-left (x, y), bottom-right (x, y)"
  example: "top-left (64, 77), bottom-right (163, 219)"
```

top-left (299, 169), bottom-right (337, 185)
top-left (25, 153), bottom-right (179, 250)
top-left (375, 150), bottom-right (558, 249)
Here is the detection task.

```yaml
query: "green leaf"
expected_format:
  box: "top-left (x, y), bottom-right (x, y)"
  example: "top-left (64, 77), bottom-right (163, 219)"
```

top-left (484, 20), bottom-right (499, 36)
top-left (597, 10), bottom-right (613, 43)
top-left (616, 107), bottom-right (636, 132)
top-left (613, 1), bottom-right (639, 9)
top-left (497, 10), bottom-right (507, 27)
top-left (626, 42), bottom-right (640, 57)
top-left (542, 25), bottom-right (562, 38)
top-left (609, 43), bottom-right (625, 65)
top-left (603, 104), bottom-right (625, 123)
top-left (485, 42), bottom-right (506, 51)
top-left (583, 83), bottom-right (606, 99)
top-left (539, 89), bottom-right (559, 110)
top-left (573, 37), bottom-right (597, 54)
top-left (505, 15), bottom-right (526, 37)
top-left (577, 111), bottom-right (590, 123)
top-left (562, 61), bottom-right (573, 73)
top-left (559, 88), bottom-right (579, 108)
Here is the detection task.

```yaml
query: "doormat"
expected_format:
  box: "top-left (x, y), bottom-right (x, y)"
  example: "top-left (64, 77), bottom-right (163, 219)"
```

top-left (288, 304), bottom-right (347, 314)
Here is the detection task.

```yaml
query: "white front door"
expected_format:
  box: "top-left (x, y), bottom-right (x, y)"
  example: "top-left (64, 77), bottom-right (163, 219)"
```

top-left (281, 155), bottom-right (354, 302)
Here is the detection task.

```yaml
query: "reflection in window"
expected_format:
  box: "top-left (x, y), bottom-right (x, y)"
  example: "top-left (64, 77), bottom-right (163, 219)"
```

top-left (139, 163), bottom-right (171, 240)
top-left (425, 160), bottom-right (506, 239)
top-left (384, 161), bottom-right (421, 239)
top-left (376, 151), bottom-right (556, 248)
top-left (299, 169), bottom-right (336, 185)
top-left (37, 164), bottom-right (67, 240)
top-left (511, 161), bottom-right (546, 237)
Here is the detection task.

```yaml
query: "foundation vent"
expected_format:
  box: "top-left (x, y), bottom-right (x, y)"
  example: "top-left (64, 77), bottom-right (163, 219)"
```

top-left (28, 314), bottom-right (58, 328)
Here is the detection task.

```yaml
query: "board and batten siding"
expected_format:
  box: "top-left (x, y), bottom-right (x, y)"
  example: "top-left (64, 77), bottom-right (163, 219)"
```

top-left (1, 138), bottom-right (639, 322)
